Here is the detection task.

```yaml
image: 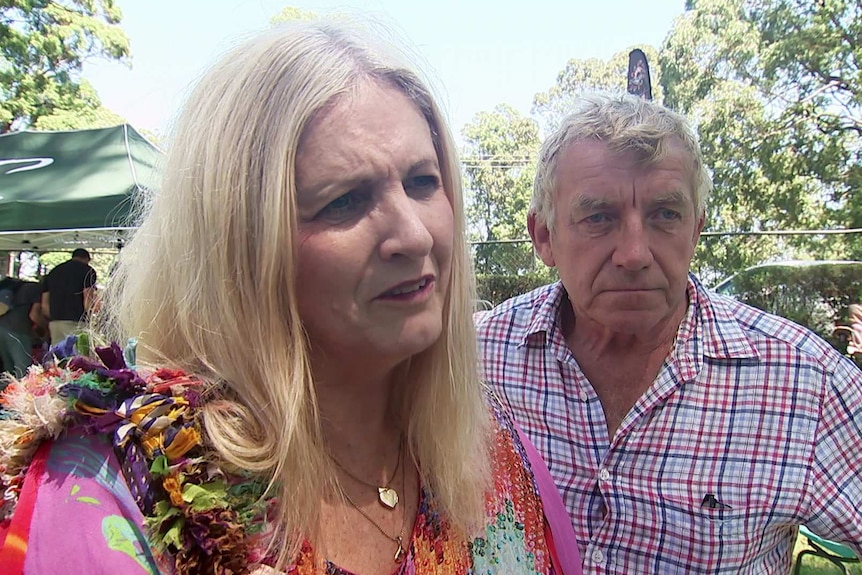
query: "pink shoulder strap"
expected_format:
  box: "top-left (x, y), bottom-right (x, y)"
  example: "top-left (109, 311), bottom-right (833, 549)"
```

top-left (515, 424), bottom-right (583, 575)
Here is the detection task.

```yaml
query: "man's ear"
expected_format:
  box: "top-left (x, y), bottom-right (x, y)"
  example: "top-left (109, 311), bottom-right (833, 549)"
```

top-left (528, 212), bottom-right (556, 268)
top-left (694, 213), bottom-right (706, 244)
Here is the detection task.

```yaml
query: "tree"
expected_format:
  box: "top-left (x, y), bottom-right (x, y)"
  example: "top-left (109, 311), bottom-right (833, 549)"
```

top-left (271, 6), bottom-right (318, 24)
top-left (1, 0), bottom-right (130, 133)
top-left (462, 104), bottom-right (541, 275)
top-left (30, 80), bottom-right (126, 130)
top-left (533, 46), bottom-right (662, 132)
top-left (37, 251), bottom-right (115, 286)
top-left (661, 0), bottom-right (862, 279)
top-left (463, 49), bottom-right (661, 276)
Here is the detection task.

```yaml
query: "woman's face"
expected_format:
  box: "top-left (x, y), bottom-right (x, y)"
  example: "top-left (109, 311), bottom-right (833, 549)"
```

top-left (294, 81), bottom-right (454, 375)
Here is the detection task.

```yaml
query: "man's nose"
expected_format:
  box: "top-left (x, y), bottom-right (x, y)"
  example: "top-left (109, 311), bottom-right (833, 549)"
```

top-left (611, 218), bottom-right (654, 270)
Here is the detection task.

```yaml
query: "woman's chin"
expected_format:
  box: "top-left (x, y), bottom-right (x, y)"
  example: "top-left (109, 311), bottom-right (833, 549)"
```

top-left (376, 319), bottom-right (444, 363)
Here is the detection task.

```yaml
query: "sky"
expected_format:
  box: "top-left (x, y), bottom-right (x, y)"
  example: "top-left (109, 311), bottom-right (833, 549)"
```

top-left (84, 0), bottom-right (687, 141)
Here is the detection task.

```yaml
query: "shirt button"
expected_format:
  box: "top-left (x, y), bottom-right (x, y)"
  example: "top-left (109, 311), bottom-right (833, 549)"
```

top-left (591, 549), bottom-right (605, 564)
top-left (579, 391), bottom-right (589, 402)
top-left (599, 468), bottom-right (611, 481)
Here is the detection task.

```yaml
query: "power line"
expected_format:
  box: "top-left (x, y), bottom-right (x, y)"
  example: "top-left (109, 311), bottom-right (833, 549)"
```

top-left (469, 228), bottom-right (862, 244)
top-left (701, 228), bottom-right (862, 237)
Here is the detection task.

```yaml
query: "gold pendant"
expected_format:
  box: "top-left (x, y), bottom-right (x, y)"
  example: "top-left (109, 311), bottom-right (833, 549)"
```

top-left (394, 536), bottom-right (406, 563)
top-left (378, 486), bottom-right (398, 509)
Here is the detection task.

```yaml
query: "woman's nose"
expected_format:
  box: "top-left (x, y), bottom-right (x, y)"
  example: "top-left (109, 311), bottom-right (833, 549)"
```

top-left (378, 189), bottom-right (434, 260)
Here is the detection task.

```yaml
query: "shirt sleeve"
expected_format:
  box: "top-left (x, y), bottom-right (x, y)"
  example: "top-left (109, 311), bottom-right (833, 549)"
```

top-left (84, 267), bottom-right (98, 289)
top-left (22, 283), bottom-right (42, 306)
top-left (17, 433), bottom-right (170, 575)
top-left (805, 355), bottom-right (862, 556)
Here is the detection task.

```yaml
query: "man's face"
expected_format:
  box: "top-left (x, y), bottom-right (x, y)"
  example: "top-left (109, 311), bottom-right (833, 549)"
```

top-left (529, 139), bottom-right (704, 337)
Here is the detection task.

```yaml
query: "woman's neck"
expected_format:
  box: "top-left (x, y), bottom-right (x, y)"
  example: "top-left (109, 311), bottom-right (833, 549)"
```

top-left (316, 365), bottom-right (405, 462)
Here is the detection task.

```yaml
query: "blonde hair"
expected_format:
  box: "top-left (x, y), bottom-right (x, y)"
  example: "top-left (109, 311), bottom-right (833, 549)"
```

top-left (532, 93), bottom-right (713, 231)
top-left (101, 20), bottom-right (490, 565)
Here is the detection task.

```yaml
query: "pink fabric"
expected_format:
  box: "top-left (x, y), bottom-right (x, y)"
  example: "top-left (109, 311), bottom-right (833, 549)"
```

top-left (17, 433), bottom-right (168, 574)
top-left (7, 417), bottom-right (563, 575)
top-left (515, 424), bottom-right (583, 575)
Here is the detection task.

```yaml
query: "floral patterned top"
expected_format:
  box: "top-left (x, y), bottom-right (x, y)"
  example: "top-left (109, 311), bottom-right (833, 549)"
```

top-left (0, 337), bottom-right (567, 575)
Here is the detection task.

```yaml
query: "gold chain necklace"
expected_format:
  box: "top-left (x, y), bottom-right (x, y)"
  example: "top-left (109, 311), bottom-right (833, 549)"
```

top-left (338, 447), bottom-right (408, 563)
top-left (330, 436), bottom-right (403, 509)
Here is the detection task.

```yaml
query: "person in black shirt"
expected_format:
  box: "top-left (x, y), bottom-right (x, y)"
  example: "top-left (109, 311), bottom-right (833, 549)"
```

top-left (0, 279), bottom-right (43, 378)
top-left (41, 248), bottom-right (97, 344)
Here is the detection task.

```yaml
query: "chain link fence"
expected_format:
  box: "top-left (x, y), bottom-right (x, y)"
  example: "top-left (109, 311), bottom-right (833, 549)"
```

top-left (470, 231), bottom-right (862, 308)
top-left (471, 230), bottom-right (862, 286)
top-left (470, 239), bottom-right (542, 276)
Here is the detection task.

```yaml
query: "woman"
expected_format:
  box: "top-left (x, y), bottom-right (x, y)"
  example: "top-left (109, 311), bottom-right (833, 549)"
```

top-left (0, 20), bottom-right (579, 575)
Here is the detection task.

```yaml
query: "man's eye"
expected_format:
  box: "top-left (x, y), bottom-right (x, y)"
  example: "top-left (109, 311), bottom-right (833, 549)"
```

top-left (584, 213), bottom-right (611, 224)
top-left (657, 208), bottom-right (682, 220)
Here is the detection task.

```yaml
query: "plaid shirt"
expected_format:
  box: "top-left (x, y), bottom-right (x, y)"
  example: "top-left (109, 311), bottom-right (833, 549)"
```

top-left (477, 275), bottom-right (862, 574)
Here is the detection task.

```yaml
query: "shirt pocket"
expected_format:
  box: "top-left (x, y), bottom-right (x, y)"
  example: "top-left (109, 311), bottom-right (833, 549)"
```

top-left (658, 493), bottom-right (773, 539)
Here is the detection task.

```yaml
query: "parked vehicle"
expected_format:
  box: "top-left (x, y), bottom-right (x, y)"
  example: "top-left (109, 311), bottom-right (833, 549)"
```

top-left (712, 260), bottom-right (862, 362)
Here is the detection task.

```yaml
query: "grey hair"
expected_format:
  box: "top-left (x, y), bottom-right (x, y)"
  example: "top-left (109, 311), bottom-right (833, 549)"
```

top-left (531, 93), bottom-right (712, 231)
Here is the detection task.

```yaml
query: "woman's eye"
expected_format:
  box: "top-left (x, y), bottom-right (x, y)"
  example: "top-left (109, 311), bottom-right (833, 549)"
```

top-left (317, 191), bottom-right (367, 219)
top-left (405, 174), bottom-right (440, 193)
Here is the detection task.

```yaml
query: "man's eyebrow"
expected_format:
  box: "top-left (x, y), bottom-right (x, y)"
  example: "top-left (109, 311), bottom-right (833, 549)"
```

top-left (651, 189), bottom-right (691, 206)
top-left (573, 195), bottom-right (616, 212)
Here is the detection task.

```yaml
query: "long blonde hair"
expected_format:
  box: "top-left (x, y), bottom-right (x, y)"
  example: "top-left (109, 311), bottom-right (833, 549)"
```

top-left (100, 20), bottom-right (491, 566)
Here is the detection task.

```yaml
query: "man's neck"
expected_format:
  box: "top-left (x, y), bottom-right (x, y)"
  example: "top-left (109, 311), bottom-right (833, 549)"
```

top-left (561, 299), bottom-right (687, 437)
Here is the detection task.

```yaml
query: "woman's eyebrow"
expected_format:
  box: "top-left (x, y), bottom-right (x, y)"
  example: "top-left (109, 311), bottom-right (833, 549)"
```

top-left (406, 158), bottom-right (440, 174)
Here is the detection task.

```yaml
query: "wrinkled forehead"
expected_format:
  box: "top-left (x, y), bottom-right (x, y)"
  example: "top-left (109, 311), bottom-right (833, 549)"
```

top-left (555, 137), bottom-right (698, 207)
top-left (559, 136), bottom-right (693, 172)
top-left (600, 134), bottom-right (694, 169)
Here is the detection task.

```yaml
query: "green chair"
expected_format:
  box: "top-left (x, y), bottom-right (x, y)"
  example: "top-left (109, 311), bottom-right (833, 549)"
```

top-left (793, 526), bottom-right (859, 575)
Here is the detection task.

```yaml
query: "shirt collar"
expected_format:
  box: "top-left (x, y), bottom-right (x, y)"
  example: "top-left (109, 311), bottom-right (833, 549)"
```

top-left (523, 276), bottom-right (760, 361)
top-left (521, 281), bottom-right (568, 347)
top-left (683, 273), bottom-right (760, 361)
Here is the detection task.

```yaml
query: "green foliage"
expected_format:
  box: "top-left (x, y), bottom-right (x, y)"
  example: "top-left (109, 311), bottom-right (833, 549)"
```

top-left (796, 557), bottom-right (862, 575)
top-left (533, 45), bottom-right (662, 132)
top-left (661, 0), bottom-right (862, 279)
top-left (715, 262), bottom-right (862, 357)
top-left (270, 6), bottom-right (318, 24)
top-left (793, 530), bottom-right (862, 574)
top-left (32, 79), bottom-right (125, 130)
top-left (39, 251), bottom-right (116, 286)
top-left (464, 2), bottom-right (862, 286)
top-left (0, 0), bottom-right (131, 133)
top-left (462, 104), bottom-right (539, 246)
top-left (472, 241), bottom-right (537, 276)
top-left (475, 270), bottom-right (557, 306)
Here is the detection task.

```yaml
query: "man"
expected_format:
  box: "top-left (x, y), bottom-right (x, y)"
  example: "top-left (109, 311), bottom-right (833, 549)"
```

top-left (41, 248), bottom-right (97, 344)
top-left (0, 277), bottom-right (43, 378)
top-left (477, 94), bottom-right (862, 573)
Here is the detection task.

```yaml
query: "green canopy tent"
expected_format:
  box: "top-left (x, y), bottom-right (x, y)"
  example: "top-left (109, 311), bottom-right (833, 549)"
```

top-left (0, 124), bottom-right (161, 252)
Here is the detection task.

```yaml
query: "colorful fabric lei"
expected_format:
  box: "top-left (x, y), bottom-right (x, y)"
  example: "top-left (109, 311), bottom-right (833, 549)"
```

top-left (0, 335), bottom-right (271, 575)
top-left (0, 336), bottom-right (569, 575)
